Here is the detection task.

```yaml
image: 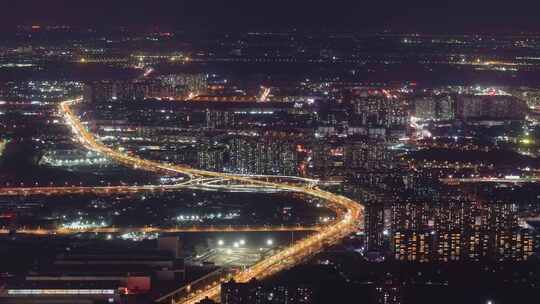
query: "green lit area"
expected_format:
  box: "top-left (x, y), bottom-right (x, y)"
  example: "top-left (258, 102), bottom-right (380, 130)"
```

top-left (0, 138), bottom-right (9, 159)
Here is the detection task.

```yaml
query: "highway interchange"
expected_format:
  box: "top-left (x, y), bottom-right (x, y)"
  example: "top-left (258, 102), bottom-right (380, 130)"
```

top-left (0, 97), bottom-right (364, 303)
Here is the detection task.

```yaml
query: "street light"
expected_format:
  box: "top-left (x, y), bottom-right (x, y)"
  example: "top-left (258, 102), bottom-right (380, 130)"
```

top-left (266, 239), bottom-right (274, 246)
top-left (239, 239), bottom-right (246, 246)
top-left (217, 239), bottom-right (224, 246)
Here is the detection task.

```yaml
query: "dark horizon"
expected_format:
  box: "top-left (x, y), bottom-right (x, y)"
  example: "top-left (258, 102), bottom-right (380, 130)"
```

top-left (3, 0), bottom-right (540, 34)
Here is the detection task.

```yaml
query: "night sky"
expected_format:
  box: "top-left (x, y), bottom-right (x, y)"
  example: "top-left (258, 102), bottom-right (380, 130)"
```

top-left (2, 0), bottom-right (540, 32)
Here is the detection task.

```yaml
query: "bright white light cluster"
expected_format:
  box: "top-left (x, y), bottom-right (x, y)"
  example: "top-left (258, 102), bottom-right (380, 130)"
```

top-left (62, 220), bottom-right (107, 230)
top-left (176, 212), bottom-right (240, 222)
top-left (119, 232), bottom-right (158, 241)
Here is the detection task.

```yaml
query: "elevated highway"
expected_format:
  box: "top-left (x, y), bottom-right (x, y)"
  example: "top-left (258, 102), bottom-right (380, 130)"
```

top-left (0, 225), bottom-right (321, 236)
top-left (0, 98), bottom-right (364, 304)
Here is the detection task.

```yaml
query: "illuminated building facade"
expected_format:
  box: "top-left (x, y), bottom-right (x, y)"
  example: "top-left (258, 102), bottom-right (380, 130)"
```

top-left (206, 110), bottom-right (236, 129)
top-left (221, 279), bottom-right (313, 304)
top-left (456, 95), bottom-right (527, 120)
top-left (226, 136), bottom-right (298, 176)
top-left (389, 200), bottom-right (537, 262)
top-left (414, 94), bottom-right (455, 120)
top-left (350, 96), bottom-right (408, 128)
